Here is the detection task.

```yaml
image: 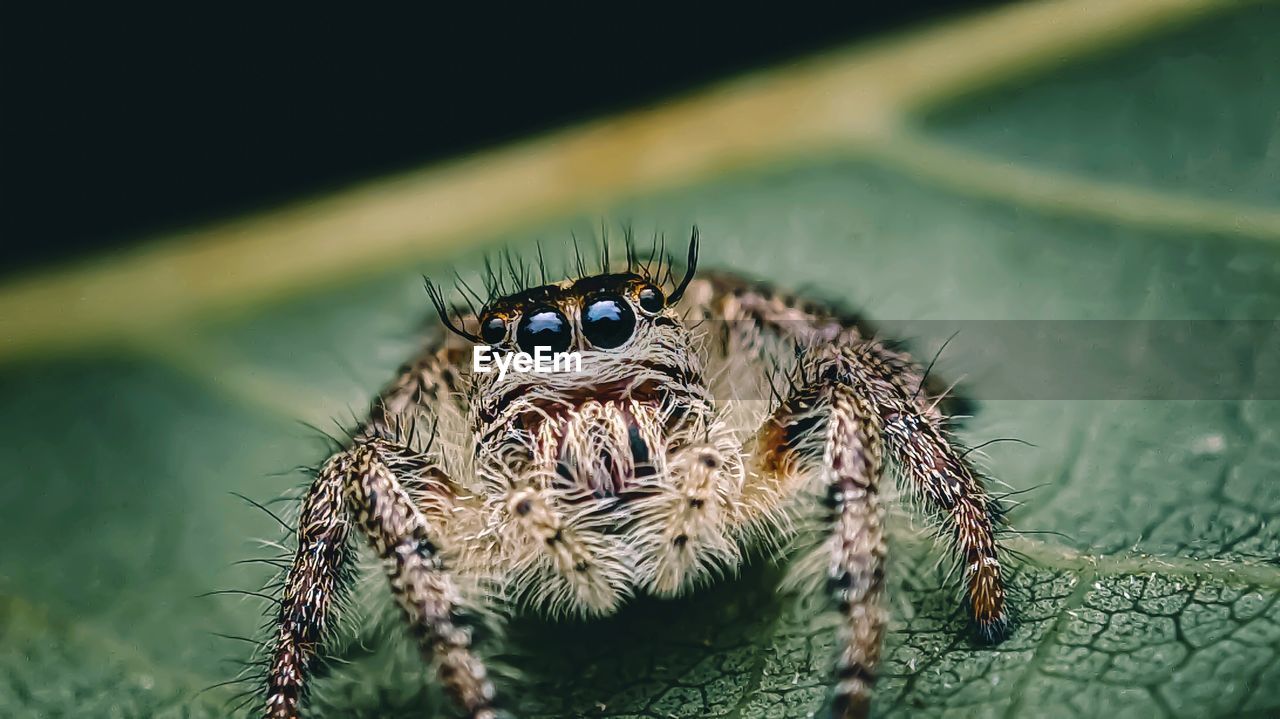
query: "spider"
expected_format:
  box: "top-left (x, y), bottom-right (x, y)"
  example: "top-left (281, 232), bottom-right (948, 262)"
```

top-left (259, 229), bottom-right (1011, 719)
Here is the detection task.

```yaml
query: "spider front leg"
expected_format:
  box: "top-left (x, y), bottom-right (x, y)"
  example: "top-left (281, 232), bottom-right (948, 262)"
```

top-left (879, 400), bottom-right (1009, 641)
top-left (690, 273), bottom-right (1010, 640)
top-left (819, 346), bottom-right (1010, 643)
top-left (265, 435), bottom-right (498, 719)
top-left (264, 454), bottom-right (351, 719)
top-left (754, 364), bottom-right (888, 719)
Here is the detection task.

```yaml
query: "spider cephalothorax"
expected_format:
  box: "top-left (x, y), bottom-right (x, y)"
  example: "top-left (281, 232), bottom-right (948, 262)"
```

top-left (258, 229), bottom-right (1012, 719)
top-left (451, 245), bottom-right (757, 616)
top-left (468, 269), bottom-right (712, 494)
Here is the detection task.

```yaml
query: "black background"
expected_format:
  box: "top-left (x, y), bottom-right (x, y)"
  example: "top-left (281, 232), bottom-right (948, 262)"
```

top-left (1, 4), bottom-right (1000, 276)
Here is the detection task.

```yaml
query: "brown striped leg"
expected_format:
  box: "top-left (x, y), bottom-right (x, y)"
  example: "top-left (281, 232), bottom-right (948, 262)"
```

top-left (265, 460), bottom-right (350, 719)
top-left (823, 345), bottom-right (1010, 643)
top-left (823, 392), bottom-right (888, 719)
top-left (881, 407), bottom-right (1009, 642)
top-left (756, 373), bottom-right (887, 719)
top-left (265, 436), bottom-right (496, 719)
top-left (687, 273), bottom-right (1009, 642)
top-left (341, 438), bottom-right (499, 719)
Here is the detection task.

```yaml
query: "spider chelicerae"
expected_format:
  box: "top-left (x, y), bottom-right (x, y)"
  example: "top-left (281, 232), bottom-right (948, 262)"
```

top-left (259, 229), bottom-right (1012, 719)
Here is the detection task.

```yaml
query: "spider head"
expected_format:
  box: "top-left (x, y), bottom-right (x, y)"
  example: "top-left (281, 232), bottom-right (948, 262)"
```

top-left (443, 235), bottom-right (711, 501)
top-left (476, 272), bottom-right (676, 359)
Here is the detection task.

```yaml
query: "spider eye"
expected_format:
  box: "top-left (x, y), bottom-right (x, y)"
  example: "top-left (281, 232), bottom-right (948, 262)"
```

top-left (636, 284), bottom-right (665, 314)
top-left (480, 315), bottom-right (507, 345)
top-left (581, 294), bottom-right (636, 349)
top-left (516, 306), bottom-right (572, 354)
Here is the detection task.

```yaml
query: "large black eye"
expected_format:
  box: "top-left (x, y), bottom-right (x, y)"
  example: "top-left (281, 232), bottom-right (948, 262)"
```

top-left (636, 283), bottom-right (665, 314)
top-left (480, 315), bottom-right (507, 345)
top-left (517, 306), bottom-right (572, 354)
top-left (581, 294), bottom-right (636, 349)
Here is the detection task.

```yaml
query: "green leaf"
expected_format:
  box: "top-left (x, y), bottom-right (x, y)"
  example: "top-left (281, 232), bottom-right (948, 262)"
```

top-left (2, 2), bottom-right (1278, 718)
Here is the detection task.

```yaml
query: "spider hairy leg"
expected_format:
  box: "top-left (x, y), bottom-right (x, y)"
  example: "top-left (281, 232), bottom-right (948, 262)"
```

top-left (883, 407), bottom-right (1009, 642)
top-left (264, 461), bottom-right (351, 719)
top-left (342, 438), bottom-right (499, 719)
top-left (823, 344), bottom-right (1010, 643)
top-left (264, 435), bottom-right (498, 719)
top-left (756, 373), bottom-right (887, 719)
top-left (689, 272), bottom-right (1011, 642)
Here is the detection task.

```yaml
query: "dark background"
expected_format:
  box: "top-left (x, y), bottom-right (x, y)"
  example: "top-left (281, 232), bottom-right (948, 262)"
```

top-left (1, 4), bottom-right (1001, 276)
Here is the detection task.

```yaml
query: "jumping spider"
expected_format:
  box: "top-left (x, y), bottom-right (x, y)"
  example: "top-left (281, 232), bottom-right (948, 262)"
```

top-left (261, 230), bottom-right (1011, 719)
